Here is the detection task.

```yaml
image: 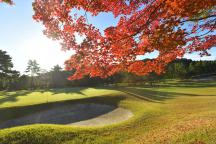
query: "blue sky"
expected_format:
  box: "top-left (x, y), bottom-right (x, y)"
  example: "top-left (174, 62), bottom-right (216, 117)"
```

top-left (0, 0), bottom-right (215, 73)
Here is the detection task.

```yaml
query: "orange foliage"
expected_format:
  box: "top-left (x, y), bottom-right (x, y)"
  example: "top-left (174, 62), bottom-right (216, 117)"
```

top-left (19, 0), bottom-right (216, 79)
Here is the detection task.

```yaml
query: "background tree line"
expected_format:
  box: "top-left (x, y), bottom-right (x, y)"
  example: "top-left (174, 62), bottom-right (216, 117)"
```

top-left (1, 49), bottom-right (216, 90)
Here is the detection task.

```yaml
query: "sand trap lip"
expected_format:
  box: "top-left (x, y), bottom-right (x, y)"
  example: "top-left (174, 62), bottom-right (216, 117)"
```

top-left (0, 103), bottom-right (133, 129)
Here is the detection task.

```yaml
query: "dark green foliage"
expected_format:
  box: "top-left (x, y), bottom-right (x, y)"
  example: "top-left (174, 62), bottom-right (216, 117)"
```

top-left (0, 50), bottom-right (13, 73)
top-left (164, 59), bottom-right (216, 79)
top-left (0, 50), bottom-right (19, 90)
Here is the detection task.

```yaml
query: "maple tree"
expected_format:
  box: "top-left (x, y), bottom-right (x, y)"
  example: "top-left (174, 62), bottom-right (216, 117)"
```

top-left (4, 0), bottom-right (216, 80)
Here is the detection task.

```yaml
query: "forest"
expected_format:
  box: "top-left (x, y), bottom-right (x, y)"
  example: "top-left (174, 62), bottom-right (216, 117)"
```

top-left (1, 49), bottom-right (216, 90)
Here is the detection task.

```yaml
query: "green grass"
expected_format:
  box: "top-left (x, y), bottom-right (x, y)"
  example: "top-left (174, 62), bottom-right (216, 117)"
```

top-left (0, 88), bottom-right (119, 108)
top-left (0, 80), bottom-right (216, 144)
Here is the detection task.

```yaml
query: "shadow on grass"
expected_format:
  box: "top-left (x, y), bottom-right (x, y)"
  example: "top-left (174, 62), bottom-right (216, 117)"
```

top-left (0, 95), bottom-right (126, 129)
top-left (0, 87), bottom-right (91, 106)
top-left (43, 87), bottom-right (88, 96)
top-left (0, 90), bottom-right (33, 106)
top-left (117, 86), bottom-right (216, 103)
top-left (159, 80), bottom-right (216, 88)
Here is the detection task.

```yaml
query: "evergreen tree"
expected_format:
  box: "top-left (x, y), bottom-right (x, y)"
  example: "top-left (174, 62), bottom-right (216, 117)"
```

top-left (0, 50), bottom-right (19, 90)
top-left (25, 60), bottom-right (40, 89)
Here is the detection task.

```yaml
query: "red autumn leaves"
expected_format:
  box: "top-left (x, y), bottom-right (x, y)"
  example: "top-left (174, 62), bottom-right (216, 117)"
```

top-left (3, 0), bottom-right (216, 80)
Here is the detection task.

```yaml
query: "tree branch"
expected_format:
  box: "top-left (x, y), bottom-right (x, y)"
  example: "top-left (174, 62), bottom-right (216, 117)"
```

top-left (180, 15), bottom-right (216, 23)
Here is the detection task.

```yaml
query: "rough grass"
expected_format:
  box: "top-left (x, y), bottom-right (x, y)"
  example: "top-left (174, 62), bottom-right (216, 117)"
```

top-left (0, 80), bottom-right (216, 144)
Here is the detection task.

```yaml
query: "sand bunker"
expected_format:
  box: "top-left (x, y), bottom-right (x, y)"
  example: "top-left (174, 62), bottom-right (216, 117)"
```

top-left (0, 103), bottom-right (133, 129)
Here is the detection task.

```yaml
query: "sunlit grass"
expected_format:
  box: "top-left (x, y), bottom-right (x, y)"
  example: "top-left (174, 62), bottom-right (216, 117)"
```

top-left (0, 88), bottom-right (119, 108)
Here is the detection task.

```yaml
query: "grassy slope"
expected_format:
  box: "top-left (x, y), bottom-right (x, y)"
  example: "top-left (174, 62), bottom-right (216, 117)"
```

top-left (0, 80), bottom-right (216, 144)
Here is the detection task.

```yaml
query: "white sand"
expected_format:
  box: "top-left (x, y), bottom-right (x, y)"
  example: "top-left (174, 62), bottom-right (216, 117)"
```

top-left (0, 103), bottom-right (133, 129)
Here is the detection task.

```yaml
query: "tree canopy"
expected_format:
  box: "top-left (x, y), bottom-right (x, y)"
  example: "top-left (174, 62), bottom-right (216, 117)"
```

top-left (51, 64), bottom-right (62, 72)
top-left (32, 0), bottom-right (216, 80)
top-left (0, 49), bottom-right (19, 90)
top-left (2, 0), bottom-right (216, 80)
top-left (25, 60), bottom-right (40, 77)
top-left (0, 50), bottom-right (13, 74)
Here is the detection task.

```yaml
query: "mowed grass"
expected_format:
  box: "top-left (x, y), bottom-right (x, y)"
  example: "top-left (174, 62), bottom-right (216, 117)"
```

top-left (0, 88), bottom-right (119, 108)
top-left (0, 80), bottom-right (216, 144)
